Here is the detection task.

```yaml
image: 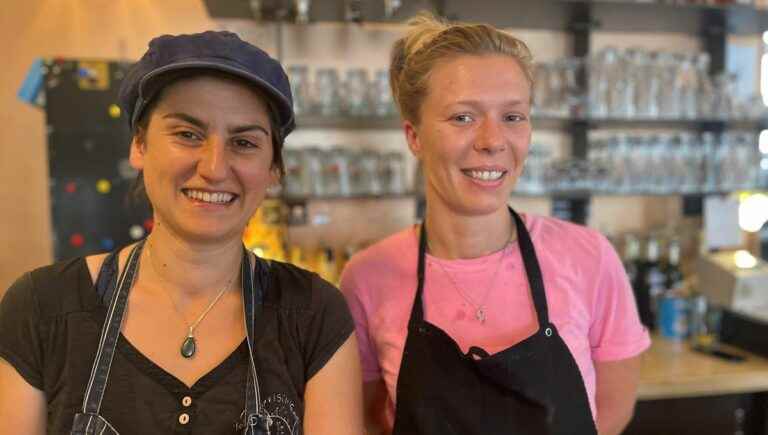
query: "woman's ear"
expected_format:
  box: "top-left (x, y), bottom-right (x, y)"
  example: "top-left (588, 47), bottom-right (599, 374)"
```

top-left (403, 120), bottom-right (422, 160)
top-left (267, 166), bottom-right (281, 193)
top-left (129, 131), bottom-right (147, 171)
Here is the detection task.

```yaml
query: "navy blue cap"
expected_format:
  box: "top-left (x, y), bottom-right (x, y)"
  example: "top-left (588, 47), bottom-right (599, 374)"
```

top-left (119, 31), bottom-right (295, 138)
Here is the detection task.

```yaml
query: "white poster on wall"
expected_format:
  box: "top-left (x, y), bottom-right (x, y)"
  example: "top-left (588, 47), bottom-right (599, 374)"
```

top-left (726, 41), bottom-right (759, 102)
top-left (704, 195), bottom-right (742, 250)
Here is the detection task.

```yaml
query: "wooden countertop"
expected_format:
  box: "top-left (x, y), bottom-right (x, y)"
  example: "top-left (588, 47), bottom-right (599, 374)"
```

top-left (638, 335), bottom-right (768, 400)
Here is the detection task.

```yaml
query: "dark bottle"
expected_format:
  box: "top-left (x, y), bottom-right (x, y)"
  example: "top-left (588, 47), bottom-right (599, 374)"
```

top-left (635, 236), bottom-right (666, 330)
top-left (664, 239), bottom-right (684, 292)
top-left (644, 236), bottom-right (667, 297)
top-left (622, 235), bottom-right (641, 285)
top-left (623, 235), bottom-right (651, 329)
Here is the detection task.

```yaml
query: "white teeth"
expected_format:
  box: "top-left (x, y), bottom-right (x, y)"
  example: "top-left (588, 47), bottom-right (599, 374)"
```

top-left (468, 170), bottom-right (504, 181)
top-left (184, 189), bottom-right (234, 204)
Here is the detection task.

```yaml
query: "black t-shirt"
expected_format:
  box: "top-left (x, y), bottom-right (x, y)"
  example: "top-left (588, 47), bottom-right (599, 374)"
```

top-left (0, 256), bottom-right (354, 434)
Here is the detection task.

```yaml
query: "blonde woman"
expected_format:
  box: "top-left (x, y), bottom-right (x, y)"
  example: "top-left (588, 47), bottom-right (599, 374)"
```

top-left (341, 14), bottom-right (650, 435)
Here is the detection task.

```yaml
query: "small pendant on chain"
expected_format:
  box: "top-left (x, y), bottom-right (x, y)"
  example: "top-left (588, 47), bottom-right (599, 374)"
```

top-left (181, 334), bottom-right (196, 358)
top-left (476, 307), bottom-right (486, 323)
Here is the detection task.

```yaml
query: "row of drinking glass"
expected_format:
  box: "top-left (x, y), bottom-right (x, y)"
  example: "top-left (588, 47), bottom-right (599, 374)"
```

top-left (267, 0), bottom-right (403, 24)
top-left (588, 131), bottom-right (768, 193)
top-left (282, 147), bottom-right (408, 197)
top-left (533, 47), bottom-right (765, 121)
top-left (287, 65), bottom-right (397, 118)
top-left (644, 0), bottom-right (754, 4)
top-left (516, 132), bottom-right (768, 194)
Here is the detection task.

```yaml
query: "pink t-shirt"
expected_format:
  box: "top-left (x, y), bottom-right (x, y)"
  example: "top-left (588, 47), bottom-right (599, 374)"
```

top-left (340, 213), bottom-right (651, 425)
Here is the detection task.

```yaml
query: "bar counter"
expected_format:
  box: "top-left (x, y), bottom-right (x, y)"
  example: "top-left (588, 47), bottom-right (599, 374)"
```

top-left (625, 335), bottom-right (768, 435)
top-left (638, 335), bottom-right (768, 400)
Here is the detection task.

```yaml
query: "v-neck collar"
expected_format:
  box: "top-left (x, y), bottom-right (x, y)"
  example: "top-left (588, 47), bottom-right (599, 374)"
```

top-left (117, 334), bottom-right (248, 397)
top-left (79, 256), bottom-right (249, 399)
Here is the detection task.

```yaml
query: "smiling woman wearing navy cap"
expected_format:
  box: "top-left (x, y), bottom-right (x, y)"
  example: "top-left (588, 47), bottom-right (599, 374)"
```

top-left (0, 31), bottom-right (364, 435)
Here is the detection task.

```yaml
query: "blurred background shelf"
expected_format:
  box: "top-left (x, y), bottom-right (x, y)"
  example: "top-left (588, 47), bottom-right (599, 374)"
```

top-left (273, 191), bottom-right (742, 203)
top-left (278, 192), bottom-right (416, 204)
top-left (297, 114), bottom-right (768, 131)
top-left (296, 115), bottom-right (401, 130)
top-left (203, 0), bottom-right (768, 36)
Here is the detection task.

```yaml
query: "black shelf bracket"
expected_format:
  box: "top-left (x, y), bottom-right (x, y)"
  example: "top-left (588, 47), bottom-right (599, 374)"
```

top-left (554, 3), bottom-right (597, 225)
top-left (685, 8), bottom-right (728, 219)
top-left (569, 2), bottom-right (596, 59)
top-left (702, 9), bottom-right (727, 76)
top-left (570, 119), bottom-right (591, 161)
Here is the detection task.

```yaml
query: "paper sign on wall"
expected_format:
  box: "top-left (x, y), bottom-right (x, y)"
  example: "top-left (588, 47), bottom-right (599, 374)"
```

top-left (704, 195), bottom-right (742, 250)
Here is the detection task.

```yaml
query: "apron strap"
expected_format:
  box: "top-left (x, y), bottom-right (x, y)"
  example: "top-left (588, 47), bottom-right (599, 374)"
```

top-left (94, 249), bottom-right (119, 305)
top-left (81, 240), bottom-right (145, 415)
top-left (241, 248), bottom-right (271, 434)
top-left (408, 223), bottom-right (429, 328)
top-left (510, 207), bottom-right (551, 328)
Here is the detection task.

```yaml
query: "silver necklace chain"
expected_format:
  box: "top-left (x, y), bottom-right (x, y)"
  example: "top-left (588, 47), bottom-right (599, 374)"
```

top-left (146, 240), bottom-right (236, 352)
top-left (428, 236), bottom-right (510, 324)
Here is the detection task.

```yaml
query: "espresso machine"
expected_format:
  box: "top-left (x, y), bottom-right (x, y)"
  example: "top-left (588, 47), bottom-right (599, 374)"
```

top-left (697, 250), bottom-right (768, 357)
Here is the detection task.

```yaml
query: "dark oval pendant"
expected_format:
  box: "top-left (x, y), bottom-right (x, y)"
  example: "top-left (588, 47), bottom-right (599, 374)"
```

top-left (181, 336), bottom-right (196, 358)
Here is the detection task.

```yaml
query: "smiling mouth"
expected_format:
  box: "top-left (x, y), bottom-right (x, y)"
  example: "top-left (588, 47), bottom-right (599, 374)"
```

top-left (182, 188), bottom-right (237, 204)
top-left (462, 169), bottom-right (507, 181)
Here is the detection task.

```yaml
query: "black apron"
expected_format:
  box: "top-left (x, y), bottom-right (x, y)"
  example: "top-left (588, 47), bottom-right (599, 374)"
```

top-left (70, 240), bottom-right (274, 435)
top-left (392, 208), bottom-right (598, 435)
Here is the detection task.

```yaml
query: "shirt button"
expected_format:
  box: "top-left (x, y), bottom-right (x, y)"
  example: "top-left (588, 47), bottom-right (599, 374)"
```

top-left (182, 396), bottom-right (192, 407)
top-left (179, 413), bottom-right (190, 425)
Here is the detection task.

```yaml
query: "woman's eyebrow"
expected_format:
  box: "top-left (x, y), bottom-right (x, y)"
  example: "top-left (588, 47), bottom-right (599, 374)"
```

top-left (229, 124), bottom-right (270, 136)
top-left (162, 112), bottom-right (208, 130)
top-left (450, 98), bottom-right (529, 107)
top-left (161, 113), bottom-right (269, 136)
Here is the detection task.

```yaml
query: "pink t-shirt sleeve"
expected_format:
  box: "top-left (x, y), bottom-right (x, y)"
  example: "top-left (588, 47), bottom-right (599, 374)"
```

top-left (588, 235), bottom-right (651, 361)
top-left (339, 262), bottom-right (383, 382)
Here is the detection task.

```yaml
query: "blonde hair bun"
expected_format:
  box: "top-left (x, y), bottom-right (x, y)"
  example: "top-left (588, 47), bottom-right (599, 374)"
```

top-left (389, 11), bottom-right (534, 124)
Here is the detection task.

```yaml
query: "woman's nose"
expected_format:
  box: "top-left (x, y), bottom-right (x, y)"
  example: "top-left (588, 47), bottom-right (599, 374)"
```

top-left (197, 137), bottom-right (229, 181)
top-left (474, 119), bottom-right (507, 154)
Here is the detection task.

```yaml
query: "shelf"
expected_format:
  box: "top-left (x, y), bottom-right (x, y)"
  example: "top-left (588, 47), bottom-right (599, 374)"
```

top-left (554, 118), bottom-right (766, 131)
top-left (274, 191), bottom-right (745, 202)
top-left (296, 114), bottom-right (766, 131)
top-left (587, 1), bottom-right (767, 36)
top-left (296, 115), bottom-right (401, 130)
top-left (547, 190), bottom-right (593, 199)
top-left (519, 191), bottom-right (744, 198)
top-left (203, 0), bottom-right (768, 36)
top-left (202, 0), bottom-right (435, 23)
top-left (275, 192), bottom-right (416, 204)
top-left (443, 1), bottom-right (768, 36)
